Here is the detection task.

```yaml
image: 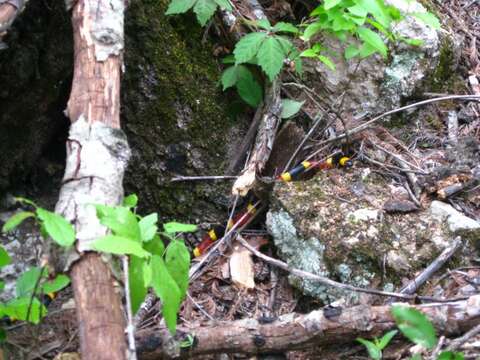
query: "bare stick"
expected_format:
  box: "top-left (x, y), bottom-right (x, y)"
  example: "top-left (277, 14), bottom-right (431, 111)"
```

top-left (123, 256), bottom-right (138, 360)
top-left (316, 95), bottom-right (480, 146)
top-left (445, 323), bottom-right (480, 352)
top-left (236, 236), bottom-right (456, 302)
top-left (133, 293), bottom-right (157, 328)
top-left (387, 237), bottom-right (463, 304)
top-left (171, 175), bottom-right (238, 182)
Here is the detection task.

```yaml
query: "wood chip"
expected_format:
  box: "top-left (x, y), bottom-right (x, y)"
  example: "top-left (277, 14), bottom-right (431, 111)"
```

top-left (230, 245), bottom-right (255, 289)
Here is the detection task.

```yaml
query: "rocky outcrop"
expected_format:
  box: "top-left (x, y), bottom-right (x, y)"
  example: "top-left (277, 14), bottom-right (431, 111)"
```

top-left (267, 167), bottom-right (478, 304)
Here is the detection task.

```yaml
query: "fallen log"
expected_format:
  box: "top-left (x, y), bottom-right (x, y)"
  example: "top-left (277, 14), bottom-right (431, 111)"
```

top-left (136, 295), bottom-right (480, 359)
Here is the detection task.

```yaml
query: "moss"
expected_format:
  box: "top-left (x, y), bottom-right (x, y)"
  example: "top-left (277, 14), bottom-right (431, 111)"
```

top-left (122, 0), bottom-right (235, 219)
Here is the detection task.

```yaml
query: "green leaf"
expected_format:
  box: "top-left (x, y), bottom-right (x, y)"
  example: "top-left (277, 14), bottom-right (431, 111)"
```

top-left (236, 66), bottom-right (263, 107)
top-left (221, 66), bottom-right (239, 90)
top-left (163, 222), bottom-right (197, 234)
top-left (13, 197), bottom-right (37, 208)
top-left (193, 0), bottom-right (218, 25)
top-left (165, 240), bottom-right (190, 300)
top-left (345, 44), bottom-right (360, 59)
top-left (325, 0), bottom-right (342, 10)
top-left (281, 99), bottom-right (305, 119)
top-left (4, 297), bottom-right (46, 324)
top-left (377, 330), bottom-right (397, 350)
top-left (16, 267), bottom-right (45, 298)
top-left (129, 256), bottom-right (148, 314)
top-left (437, 351), bottom-right (464, 360)
top-left (348, 4), bottom-right (368, 17)
top-left (41, 275), bottom-right (70, 295)
top-left (139, 213), bottom-right (158, 242)
top-left (300, 48), bottom-right (318, 58)
top-left (302, 22), bottom-right (323, 41)
top-left (257, 36), bottom-right (286, 81)
top-left (222, 55), bottom-right (235, 64)
top-left (401, 38), bottom-right (424, 47)
top-left (143, 259), bottom-right (153, 287)
top-left (234, 32), bottom-right (268, 64)
top-left (356, 26), bottom-right (387, 57)
top-left (213, 0), bottom-right (232, 10)
top-left (359, 41), bottom-right (377, 57)
top-left (151, 255), bottom-right (182, 334)
top-left (318, 54), bottom-right (336, 70)
top-left (391, 306), bottom-right (437, 350)
top-left (97, 206), bottom-right (141, 241)
top-left (165, 0), bottom-right (197, 14)
top-left (356, 338), bottom-right (382, 360)
top-left (354, 0), bottom-right (391, 28)
top-left (256, 19), bottom-right (272, 31)
top-left (0, 246), bottom-right (11, 268)
top-left (273, 22), bottom-right (299, 34)
top-left (2, 211), bottom-right (35, 233)
top-left (36, 208), bottom-right (75, 247)
top-left (93, 235), bottom-right (150, 258)
top-left (0, 281), bottom-right (5, 292)
top-left (144, 234), bottom-right (166, 256)
top-left (122, 194), bottom-right (138, 208)
top-left (412, 12), bottom-right (440, 30)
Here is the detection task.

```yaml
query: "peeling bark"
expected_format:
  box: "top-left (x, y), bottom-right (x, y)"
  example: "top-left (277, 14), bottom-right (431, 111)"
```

top-left (55, 0), bottom-right (129, 358)
top-left (137, 296), bottom-right (480, 359)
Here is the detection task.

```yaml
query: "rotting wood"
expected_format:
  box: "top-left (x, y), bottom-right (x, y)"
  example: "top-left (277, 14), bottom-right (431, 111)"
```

top-left (54, 0), bottom-right (129, 358)
top-left (136, 295), bottom-right (480, 358)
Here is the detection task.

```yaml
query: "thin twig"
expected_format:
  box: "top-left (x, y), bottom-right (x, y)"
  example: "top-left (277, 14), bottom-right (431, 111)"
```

top-left (187, 292), bottom-right (215, 321)
top-left (237, 236), bottom-right (465, 302)
top-left (445, 323), bottom-right (480, 352)
top-left (316, 95), bottom-right (480, 146)
top-left (123, 256), bottom-right (137, 360)
top-left (171, 175), bottom-right (238, 182)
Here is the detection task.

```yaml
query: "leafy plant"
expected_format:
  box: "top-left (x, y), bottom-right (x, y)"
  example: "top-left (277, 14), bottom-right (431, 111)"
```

top-left (302, 0), bottom-right (440, 61)
top-left (356, 330), bottom-right (398, 360)
top-left (358, 306), bottom-right (465, 359)
top-left (92, 195), bottom-right (196, 334)
top-left (221, 61), bottom-right (263, 107)
top-left (0, 198), bottom-right (73, 333)
top-left (281, 99), bottom-right (305, 119)
top-left (166, 0), bottom-right (232, 25)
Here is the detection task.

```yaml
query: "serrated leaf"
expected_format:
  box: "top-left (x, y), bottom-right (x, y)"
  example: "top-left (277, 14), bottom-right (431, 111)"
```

top-left (163, 222), bottom-right (197, 234)
top-left (377, 330), bottom-right (397, 350)
top-left (2, 211), bottom-right (35, 233)
top-left (236, 66), bottom-right (263, 107)
top-left (221, 66), bottom-right (239, 90)
top-left (257, 36), bottom-right (286, 81)
top-left (144, 234), bottom-right (166, 256)
top-left (391, 306), bottom-right (437, 350)
top-left (16, 267), bottom-right (44, 298)
top-left (165, 240), bottom-right (190, 300)
top-left (165, 0), bottom-right (197, 14)
top-left (356, 26), bottom-right (387, 57)
top-left (93, 235), bottom-right (150, 258)
top-left (356, 338), bottom-right (381, 360)
top-left (193, 0), bottom-right (218, 25)
top-left (325, 0), bottom-right (342, 10)
top-left (273, 22), bottom-right (299, 34)
top-left (412, 12), bottom-right (440, 30)
top-left (129, 256), bottom-right (148, 314)
top-left (41, 274), bottom-right (70, 295)
top-left (0, 246), bottom-right (11, 268)
top-left (151, 255), bottom-right (182, 334)
top-left (122, 194), bottom-right (138, 208)
top-left (281, 99), bottom-right (305, 118)
top-left (139, 213), bottom-right (158, 242)
top-left (234, 32), bottom-right (268, 64)
top-left (318, 54), bottom-right (336, 70)
top-left (213, 0), bottom-right (232, 10)
top-left (36, 208), bottom-right (75, 247)
top-left (4, 297), bottom-right (46, 324)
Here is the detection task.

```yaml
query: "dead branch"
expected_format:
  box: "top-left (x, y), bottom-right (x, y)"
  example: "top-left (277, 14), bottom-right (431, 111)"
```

top-left (446, 323), bottom-right (480, 352)
top-left (136, 295), bottom-right (480, 359)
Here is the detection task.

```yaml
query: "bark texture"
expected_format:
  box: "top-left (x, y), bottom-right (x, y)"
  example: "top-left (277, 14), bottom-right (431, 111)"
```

top-left (55, 0), bottom-right (129, 358)
top-left (137, 295), bottom-right (480, 358)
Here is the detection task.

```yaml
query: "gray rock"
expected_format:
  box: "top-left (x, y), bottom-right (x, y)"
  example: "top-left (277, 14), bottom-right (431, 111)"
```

top-left (430, 200), bottom-right (480, 236)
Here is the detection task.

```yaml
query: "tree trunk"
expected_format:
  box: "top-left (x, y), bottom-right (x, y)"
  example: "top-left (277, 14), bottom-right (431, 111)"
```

top-left (55, 0), bottom-right (129, 358)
